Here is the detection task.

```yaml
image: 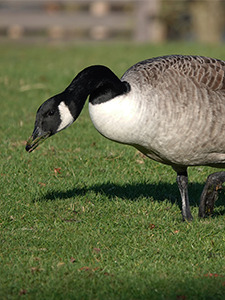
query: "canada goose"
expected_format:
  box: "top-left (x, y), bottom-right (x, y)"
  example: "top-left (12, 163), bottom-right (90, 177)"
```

top-left (26, 55), bottom-right (225, 221)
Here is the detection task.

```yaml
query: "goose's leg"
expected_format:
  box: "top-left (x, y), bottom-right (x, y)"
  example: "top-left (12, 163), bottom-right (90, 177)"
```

top-left (199, 171), bottom-right (225, 218)
top-left (176, 171), bottom-right (193, 221)
top-left (173, 167), bottom-right (193, 221)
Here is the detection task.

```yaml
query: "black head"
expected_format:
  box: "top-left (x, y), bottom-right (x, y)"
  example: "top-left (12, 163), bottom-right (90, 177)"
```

top-left (26, 95), bottom-right (70, 152)
top-left (25, 65), bottom-right (129, 153)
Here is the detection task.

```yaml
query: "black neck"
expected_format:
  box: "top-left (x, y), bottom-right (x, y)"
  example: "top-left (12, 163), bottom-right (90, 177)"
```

top-left (62, 65), bottom-right (130, 119)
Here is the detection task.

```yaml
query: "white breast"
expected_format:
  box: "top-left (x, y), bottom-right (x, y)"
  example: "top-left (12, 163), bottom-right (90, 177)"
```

top-left (89, 88), bottom-right (148, 145)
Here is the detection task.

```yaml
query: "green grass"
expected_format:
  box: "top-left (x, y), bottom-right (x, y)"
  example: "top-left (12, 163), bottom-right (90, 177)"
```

top-left (1, 41), bottom-right (225, 300)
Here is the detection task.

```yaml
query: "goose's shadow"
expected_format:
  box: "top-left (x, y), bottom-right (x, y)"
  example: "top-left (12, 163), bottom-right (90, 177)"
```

top-left (39, 181), bottom-right (225, 216)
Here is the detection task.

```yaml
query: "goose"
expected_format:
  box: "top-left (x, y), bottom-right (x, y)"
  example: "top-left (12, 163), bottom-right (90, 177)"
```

top-left (26, 54), bottom-right (225, 221)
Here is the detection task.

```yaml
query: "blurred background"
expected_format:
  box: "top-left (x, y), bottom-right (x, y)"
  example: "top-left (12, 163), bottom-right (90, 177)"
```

top-left (0, 0), bottom-right (224, 44)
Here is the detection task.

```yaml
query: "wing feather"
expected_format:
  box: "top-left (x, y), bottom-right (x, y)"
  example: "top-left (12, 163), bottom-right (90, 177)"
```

top-left (122, 55), bottom-right (225, 93)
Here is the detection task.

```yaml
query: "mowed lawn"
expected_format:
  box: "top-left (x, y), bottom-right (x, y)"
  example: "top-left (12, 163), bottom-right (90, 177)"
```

top-left (1, 42), bottom-right (225, 300)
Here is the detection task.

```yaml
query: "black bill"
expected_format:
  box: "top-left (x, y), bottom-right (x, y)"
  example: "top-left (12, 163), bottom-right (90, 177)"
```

top-left (25, 127), bottom-right (51, 153)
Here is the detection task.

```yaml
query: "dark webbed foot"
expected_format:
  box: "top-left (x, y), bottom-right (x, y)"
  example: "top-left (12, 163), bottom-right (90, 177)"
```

top-left (199, 171), bottom-right (225, 218)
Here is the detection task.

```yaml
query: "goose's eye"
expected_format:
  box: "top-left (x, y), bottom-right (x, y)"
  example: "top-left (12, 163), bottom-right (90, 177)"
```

top-left (47, 110), bottom-right (55, 116)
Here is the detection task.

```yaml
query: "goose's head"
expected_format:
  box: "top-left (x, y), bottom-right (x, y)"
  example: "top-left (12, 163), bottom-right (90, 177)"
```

top-left (26, 94), bottom-right (74, 152)
top-left (25, 65), bottom-right (129, 153)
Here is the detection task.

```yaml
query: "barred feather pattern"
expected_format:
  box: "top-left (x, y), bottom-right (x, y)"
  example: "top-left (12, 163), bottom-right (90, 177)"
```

top-left (118, 55), bottom-right (225, 168)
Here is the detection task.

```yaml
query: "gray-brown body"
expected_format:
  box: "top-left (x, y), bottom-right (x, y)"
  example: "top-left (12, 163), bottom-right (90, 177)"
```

top-left (120, 55), bottom-right (225, 169)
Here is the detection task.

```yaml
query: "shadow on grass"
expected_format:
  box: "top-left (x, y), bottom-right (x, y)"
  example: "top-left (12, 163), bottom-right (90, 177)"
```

top-left (37, 181), bottom-right (225, 216)
top-left (36, 275), bottom-right (225, 300)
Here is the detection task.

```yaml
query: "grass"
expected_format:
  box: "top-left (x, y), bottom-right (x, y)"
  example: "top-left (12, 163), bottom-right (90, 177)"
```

top-left (1, 41), bottom-right (225, 299)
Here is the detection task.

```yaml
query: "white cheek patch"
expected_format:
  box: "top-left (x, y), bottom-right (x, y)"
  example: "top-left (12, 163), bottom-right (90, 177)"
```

top-left (57, 101), bottom-right (74, 132)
